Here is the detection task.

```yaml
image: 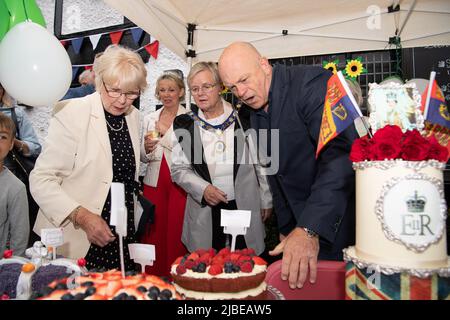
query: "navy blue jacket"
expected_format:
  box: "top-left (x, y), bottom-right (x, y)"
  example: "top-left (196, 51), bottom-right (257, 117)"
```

top-left (251, 64), bottom-right (357, 260)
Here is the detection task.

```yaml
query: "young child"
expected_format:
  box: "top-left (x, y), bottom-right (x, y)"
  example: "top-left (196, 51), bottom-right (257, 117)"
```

top-left (0, 113), bottom-right (29, 256)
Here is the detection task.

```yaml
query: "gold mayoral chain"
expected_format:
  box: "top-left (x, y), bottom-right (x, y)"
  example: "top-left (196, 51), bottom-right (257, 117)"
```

top-left (188, 110), bottom-right (237, 153)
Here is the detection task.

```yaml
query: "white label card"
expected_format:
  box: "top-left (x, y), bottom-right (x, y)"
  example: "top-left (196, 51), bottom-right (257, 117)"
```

top-left (41, 228), bottom-right (64, 247)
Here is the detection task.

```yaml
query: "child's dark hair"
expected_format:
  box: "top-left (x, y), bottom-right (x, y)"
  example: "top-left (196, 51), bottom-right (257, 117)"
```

top-left (0, 113), bottom-right (16, 139)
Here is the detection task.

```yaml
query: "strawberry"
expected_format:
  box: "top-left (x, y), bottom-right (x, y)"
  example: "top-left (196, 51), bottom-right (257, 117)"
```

top-left (238, 255), bottom-right (250, 262)
top-left (187, 252), bottom-right (200, 261)
top-left (246, 248), bottom-right (256, 256)
top-left (172, 256), bottom-right (183, 266)
top-left (217, 247), bottom-right (230, 256)
top-left (176, 264), bottom-right (187, 275)
top-left (208, 248), bottom-right (216, 256)
top-left (230, 253), bottom-right (241, 262)
top-left (252, 256), bottom-right (267, 266)
top-left (1, 294), bottom-right (10, 300)
top-left (211, 255), bottom-right (225, 266)
top-left (240, 261), bottom-right (253, 273)
top-left (208, 264), bottom-right (223, 276)
top-left (184, 259), bottom-right (195, 270)
top-left (3, 249), bottom-right (13, 259)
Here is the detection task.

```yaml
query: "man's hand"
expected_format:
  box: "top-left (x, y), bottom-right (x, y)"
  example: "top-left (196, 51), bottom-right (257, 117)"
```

top-left (261, 208), bottom-right (272, 222)
top-left (203, 184), bottom-right (228, 206)
top-left (76, 208), bottom-right (116, 247)
top-left (269, 227), bottom-right (319, 289)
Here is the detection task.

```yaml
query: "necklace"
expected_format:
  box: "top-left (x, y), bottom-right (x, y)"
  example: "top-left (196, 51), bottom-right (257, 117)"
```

top-left (213, 129), bottom-right (226, 153)
top-left (106, 118), bottom-right (124, 132)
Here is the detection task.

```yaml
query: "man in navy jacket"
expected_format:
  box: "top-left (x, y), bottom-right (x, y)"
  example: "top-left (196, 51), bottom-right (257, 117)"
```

top-left (219, 42), bottom-right (357, 290)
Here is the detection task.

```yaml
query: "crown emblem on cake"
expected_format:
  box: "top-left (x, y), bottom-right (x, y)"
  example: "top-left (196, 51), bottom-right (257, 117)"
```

top-left (386, 91), bottom-right (397, 101)
top-left (406, 191), bottom-right (426, 213)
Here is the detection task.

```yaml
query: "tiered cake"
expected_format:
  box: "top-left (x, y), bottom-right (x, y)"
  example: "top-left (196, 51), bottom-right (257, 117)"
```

top-left (343, 81), bottom-right (450, 300)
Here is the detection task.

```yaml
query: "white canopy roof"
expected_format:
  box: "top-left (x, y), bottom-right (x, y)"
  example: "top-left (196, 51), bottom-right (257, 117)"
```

top-left (104, 0), bottom-right (450, 62)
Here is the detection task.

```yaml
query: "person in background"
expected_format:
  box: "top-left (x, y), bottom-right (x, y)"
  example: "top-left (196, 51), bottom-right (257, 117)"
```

top-left (219, 42), bottom-right (357, 289)
top-left (171, 61), bottom-right (272, 256)
top-left (60, 69), bottom-right (96, 101)
top-left (140, 71), bottom-right (187, 277)
top-left (30, 45), bottom-right (147, 271)
top-left (0, 82), bottom-right (41, 246)
top-left (0, 113), bottom-right (29, 256)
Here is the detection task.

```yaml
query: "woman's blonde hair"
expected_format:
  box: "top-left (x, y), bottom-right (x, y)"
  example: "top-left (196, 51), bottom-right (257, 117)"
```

top-left (93, 45), bottom-right (147, 92)
top-left (0, 83), bottom-right (14, 107)
top-left (187, 61), bottom-right (222, 89)
top-left (155, 72), bottom-right (186, 102)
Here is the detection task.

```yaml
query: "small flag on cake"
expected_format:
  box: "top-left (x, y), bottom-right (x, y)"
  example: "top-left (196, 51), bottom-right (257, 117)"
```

top-left (316, 71), bottom-right (364, 157)
top-left (421, 71), bottom-right (450, 129)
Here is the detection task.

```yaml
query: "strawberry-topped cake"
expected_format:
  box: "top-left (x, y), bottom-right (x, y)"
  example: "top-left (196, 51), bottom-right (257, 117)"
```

top-left (170, 247), bottom-right (268, 300)
top-left (36, 269), bottom-right (182, 300)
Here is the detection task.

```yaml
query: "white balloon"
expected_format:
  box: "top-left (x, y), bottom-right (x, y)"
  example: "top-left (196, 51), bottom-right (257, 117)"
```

top-left (0, 22), bottom-right (72, 107)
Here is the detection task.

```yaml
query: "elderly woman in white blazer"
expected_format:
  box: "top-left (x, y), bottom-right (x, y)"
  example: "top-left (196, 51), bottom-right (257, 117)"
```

top-left (30, 45), bottom-right (147, 270)
top-left (140, 71), bottom-right (187, 276)
top-left (171, 62), bottom-right (272, 255)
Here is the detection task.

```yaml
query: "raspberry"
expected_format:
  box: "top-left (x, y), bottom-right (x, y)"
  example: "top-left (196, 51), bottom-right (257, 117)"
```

top-left (208, 248), bottom-right (216, 256)
top-left (208, 264), bottom-right (223, 276)
top-left (176, 264), bottom-right (187, 275)
top-left (230, 253), bottom-right (241, 262)
top-left (195, 249), bottom-right (208, 256)
top-left (3, 250), bottom-right (13, 259)
top-left (240, 262), bottom-right (253, 273)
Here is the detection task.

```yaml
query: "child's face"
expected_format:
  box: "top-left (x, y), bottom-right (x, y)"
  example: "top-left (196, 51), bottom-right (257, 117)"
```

top-left (0, 127), bottom-right (14, 163)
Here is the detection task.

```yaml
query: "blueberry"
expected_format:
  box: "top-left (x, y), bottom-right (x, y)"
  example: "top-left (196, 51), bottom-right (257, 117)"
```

top-left (125, 270), bottom-right (137, 276)
top-left (85, 287), bottom-right (96, 296)
top-left (232, 265), bottom-right (240, 273)
top-left (159, 289), bottom-right (172, 300)
top-left (224, 262), bottom-right (233, 269)
top-left (73, 293), bottom-right (86, 300)
top-left (116, 293), bottom-right (129, 300)
top-left (147, 286), bottom-right (160, 300)
top-left (55, 283), bottom-right (68, 291)
top-left (125, 295), bottom-right (137, 300)
top-left (61, 293), bottom-right (74, 300)
top-left (136, 286), bottom-right (147, 293)
top-left (81, 281), bottom-right (94, 287)
top-left (161, 276), bottom-right (171, 283)
top-left (196, 262), bottom-right (206, 273)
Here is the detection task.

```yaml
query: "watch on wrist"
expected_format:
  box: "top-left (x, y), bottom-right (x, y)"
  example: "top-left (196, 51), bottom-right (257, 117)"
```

top-left (302, 227), bottom-right (318, 238)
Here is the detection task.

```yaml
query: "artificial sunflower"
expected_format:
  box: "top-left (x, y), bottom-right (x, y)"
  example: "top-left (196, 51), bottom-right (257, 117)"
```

top-left (322, 59), bottom-right (339, 75)
top-left (344, 57), bottom-right (366, 78)
top-left (220, 85), bottom-right (229, 95)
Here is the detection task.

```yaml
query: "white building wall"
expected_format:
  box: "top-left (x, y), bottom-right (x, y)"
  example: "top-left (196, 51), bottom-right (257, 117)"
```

top-left (27, 0), bottom-right (188, 144)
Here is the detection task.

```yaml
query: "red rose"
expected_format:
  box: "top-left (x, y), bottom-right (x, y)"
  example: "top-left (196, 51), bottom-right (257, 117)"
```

top-left (350, 136), bottom-right (371, 162)
top-left (401, 130), bottom-right (430, 161)
top-left (369, 140), bottom-right (402, 160)
top-left (372, 125), bottom-right (403, 145)
top-left (427, 136), bottom-right (449, 162)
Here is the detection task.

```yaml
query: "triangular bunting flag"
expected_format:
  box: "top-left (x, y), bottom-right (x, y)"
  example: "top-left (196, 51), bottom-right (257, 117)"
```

top-left (71, 38), bottom-right (84, 54)
top-left (89, 34), bottom-right (102, 50)
top-left (71, 67), bottom-right (80, 82)
top-left (84, 65), bottom-right (93, 70)
top-left (60, 40), bottom-right (68, 47)
top-left (131, 28), bottom-right (144, 45)
top-left (109, 31), bottom-right (124, 45)
top-left (145, 40), bottom-right (159, 59)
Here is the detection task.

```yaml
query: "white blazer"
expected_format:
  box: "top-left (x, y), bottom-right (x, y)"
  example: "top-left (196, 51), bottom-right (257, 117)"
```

top-left (30, 92), bottom-right (141, 259)
top-left (141, 105), bottom-right (186, 187)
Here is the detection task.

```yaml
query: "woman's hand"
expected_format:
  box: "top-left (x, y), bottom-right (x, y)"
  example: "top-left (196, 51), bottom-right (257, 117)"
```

top-left (75, 208), bottom-right (116, 247)
top-left (203, 184), bottom-right (228, 206)
top-left (144, 134), bottom-right (159, 154)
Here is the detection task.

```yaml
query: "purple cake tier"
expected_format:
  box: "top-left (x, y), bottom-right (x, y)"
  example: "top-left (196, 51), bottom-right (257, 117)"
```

top-left (31, 265), bottom-right (75, 294)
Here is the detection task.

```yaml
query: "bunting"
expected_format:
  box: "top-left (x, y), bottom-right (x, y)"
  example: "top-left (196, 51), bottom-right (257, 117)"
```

top-left (71, 38), bottom-right (84, 54)
top-left (131, 27), bottom-right (144, 45)
top-left (89, 34), bottom-right (102, 50)
top-left (145, 40), bottom-right (159, 59)
top-left (109, 31), bottom-right (124, 45)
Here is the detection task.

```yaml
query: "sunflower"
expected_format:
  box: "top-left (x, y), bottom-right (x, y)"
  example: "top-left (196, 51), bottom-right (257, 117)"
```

top-left (220, 85), bottom-right (229, 95)
top-left (344, 58), bottom-right (366, 78)
top-left (322, 59), bottom-right (339, 75)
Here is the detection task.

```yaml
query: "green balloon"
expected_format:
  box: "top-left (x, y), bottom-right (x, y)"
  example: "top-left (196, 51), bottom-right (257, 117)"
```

top-left (24, 0), bottom-right (46, 28)
top-left (0, 0), bottom-right (10, 41)
top-left (4, 0), bottom-right (26, 29)
top-left (4, 0), bottom-right (46, 29)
